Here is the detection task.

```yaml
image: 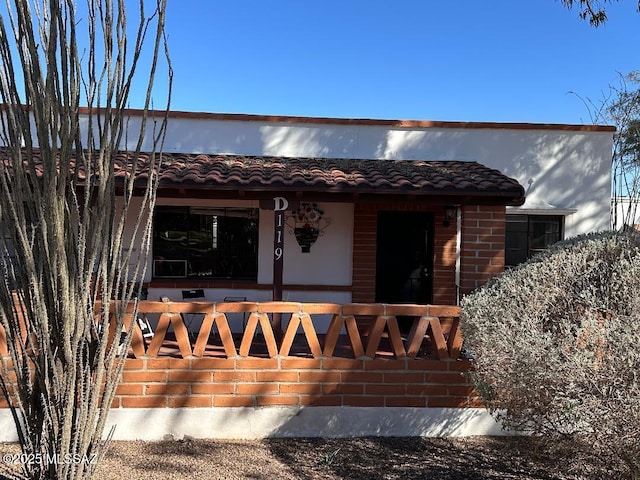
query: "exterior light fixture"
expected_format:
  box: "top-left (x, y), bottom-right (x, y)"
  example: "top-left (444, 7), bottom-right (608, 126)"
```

top-left (443, 206), bottom-right (458, 227)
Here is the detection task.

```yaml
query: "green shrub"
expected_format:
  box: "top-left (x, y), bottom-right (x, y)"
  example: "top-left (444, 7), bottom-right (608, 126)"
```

top-left (461, 231), bottom-right (640, 478)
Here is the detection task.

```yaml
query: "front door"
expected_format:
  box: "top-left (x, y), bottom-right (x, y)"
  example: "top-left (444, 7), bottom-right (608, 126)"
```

top-left (375, 211), bottom-right (434, 304)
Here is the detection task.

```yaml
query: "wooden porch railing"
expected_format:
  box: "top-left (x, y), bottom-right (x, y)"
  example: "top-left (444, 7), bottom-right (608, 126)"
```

top-left (113, 301), bottom-right (462, 360)
top-left (0, 301), bottom-right (462, 361)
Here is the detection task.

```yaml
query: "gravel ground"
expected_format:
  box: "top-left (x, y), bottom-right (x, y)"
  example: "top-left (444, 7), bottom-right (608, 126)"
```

top-left (0, 437), bottom-right (619, 480)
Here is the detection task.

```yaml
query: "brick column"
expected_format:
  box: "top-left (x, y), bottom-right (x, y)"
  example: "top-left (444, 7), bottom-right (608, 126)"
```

top-left (352, 204), bottom-right (377, 303)
top-left (459, 205), bottom-right (506, 296)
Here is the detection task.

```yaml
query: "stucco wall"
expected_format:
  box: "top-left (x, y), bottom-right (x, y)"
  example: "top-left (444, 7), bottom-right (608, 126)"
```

top-left (257, 203), bottom-right (353, 286)
top-left (111, 113), bottom-right (612, 236)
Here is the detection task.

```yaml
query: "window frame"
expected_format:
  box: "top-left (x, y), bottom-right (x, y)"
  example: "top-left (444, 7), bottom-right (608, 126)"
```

top-left (505, 214), bottom-right (564, 267)
top-left (152, 205), bottom-right (259, 281)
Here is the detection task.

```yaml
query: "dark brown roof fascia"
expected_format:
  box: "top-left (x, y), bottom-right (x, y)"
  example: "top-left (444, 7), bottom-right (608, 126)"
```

top-left (154, 186), bottom-right (525, 207)
top-left (76, 107), bottom-right (616, 133)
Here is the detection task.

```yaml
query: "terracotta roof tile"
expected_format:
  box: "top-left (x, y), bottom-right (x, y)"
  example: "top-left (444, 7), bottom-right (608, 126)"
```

top-left (2, 148), bottom-right (524, 204)
top-left (137, 153), bottom-right (524, 204)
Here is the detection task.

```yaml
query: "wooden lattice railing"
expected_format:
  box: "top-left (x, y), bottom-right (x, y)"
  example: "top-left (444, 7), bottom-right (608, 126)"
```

top-left (116, 301), bottom-right (461, 360)
top-left (0, 301), bottom-right (462, 360)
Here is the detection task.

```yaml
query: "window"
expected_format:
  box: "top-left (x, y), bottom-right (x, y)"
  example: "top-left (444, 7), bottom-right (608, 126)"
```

top-left (505, 215), bottom-right (563, 267)
top-left (153, 206), bottom-right (259, 280)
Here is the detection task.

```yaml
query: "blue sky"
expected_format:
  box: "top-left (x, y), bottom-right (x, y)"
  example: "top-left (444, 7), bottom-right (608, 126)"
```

top-left (155, 0), bottom-right (640, 125)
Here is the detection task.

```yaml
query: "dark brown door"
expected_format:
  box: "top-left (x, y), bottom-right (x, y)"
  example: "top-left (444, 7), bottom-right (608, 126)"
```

top-left (375, 211), bottom-right (434, 304)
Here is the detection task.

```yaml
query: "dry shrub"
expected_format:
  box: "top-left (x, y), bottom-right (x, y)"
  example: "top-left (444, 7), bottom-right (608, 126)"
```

top-left (461, 231), bottom-right (640, 478)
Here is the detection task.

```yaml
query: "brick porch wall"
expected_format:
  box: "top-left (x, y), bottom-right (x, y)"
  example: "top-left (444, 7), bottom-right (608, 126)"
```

top-left (0, 357), bottom-right (479, 410)
top-left (105, 357), bottom-right (479, 409)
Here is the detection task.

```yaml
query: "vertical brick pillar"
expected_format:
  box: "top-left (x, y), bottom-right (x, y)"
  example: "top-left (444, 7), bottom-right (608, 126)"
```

top-left (459, 205), bottom-right (506, 296)
top-left (352, 204), bottom-right (377, 303)
top-left (432, 211), bottom-right (457, 305)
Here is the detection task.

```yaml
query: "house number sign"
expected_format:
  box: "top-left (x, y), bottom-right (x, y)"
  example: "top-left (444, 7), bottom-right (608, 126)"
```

top-left (259, 196), bottom-right (297, 304)
top-left (272, 196), bottom-right (288, 302)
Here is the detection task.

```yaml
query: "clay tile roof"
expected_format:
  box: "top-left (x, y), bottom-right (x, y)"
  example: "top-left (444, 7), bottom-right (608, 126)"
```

top-left (1, 148), bottom-right (524, 205)
top-left (143, 153), bottom-right (525, 205)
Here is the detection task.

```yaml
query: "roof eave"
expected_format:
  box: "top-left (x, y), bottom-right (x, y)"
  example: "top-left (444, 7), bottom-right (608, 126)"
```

top-left (151, 182), bottom-right (525, 206)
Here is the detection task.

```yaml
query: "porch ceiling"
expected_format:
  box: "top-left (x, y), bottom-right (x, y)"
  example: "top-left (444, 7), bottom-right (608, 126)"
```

top-left (146, 154), bottom-right (525, 206)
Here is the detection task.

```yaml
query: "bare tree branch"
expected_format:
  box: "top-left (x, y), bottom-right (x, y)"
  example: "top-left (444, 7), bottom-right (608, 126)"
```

top-left (0, 1), bottom-right (171, 479)
top-left (559, 0), bottom-right (640, 26)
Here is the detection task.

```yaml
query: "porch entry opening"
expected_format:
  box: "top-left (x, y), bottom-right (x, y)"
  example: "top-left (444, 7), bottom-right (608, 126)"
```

top-left (375, 211), bottom-right (434, 306)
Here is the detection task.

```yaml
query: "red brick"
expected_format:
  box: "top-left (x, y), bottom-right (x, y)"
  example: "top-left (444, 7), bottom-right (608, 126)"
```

top-left (256, 371), bottom-right (298, 382)
top-left (321, 358), bottom-right (364, 370)
top-left (448, 386), bottom-right (476, 396)
top-left (364, 359), bottom-right (407, 371)
top-left (168, 396), bottom-right (212, 408)
top-left (167, 358), bottom-right (192, 370)
top-left (407, 359), bottom-right (449, 372)
top-left (299, 395), bottom-right (342, 406)
top-left (464, 227), bottom-right (500, 236)
top-left (214, 396), bottom-right (254, 407)
top-left (478, 218), bottom-right (505, 227)
top-left (280, 383), bottom-right (323, 395)
top-left (366, 384), bottom-right (405, 395)
top-left (427, 397), bottom-right (467, 408)
top-left (340, 372), bottom-right (383, 383)
top-left (406, 384), bottom-right (448, 396)
top-left (298, 371), bottom-right (341, 383)
top-left (121, 396), bottom-right (167, 408)
top-left (236, 383), bottom-right (279, 395)
top-left (235, 358), bottom-right (279, 370)
top-left (257, 395), bottom-right (299, 406)
top-left (191, 358), bottom-right (236, 370)
top-left (322, 383), bottom-right (364, 395)
top-left (461, 211), bottom-right (486, 220)
top-left (280, 358), bottom-right (322, 370)
top-left (449, 360), bottom-right (474, 372)
top-left (385, 396), bottom-right (427, 407)
top-left (191, 383), bottom-right (235, 395)
top-left (145, 358), bottom-right (171, 369)
top-left (465, 257), bottom-right (500, 266)
top-left (115, 384), bottom-right (143, 395)
top-left (425, 372), bottom-right (468, 384)
top-left (213, 371), bottom-right (255, 382)
top-left (469, 249), bottom-right (501, 259)
top-left (383, 372), bottom-right (425, 383)
top-left (146, 384), bottom-right (190, 395)
top-left (122, 371), bottom-right (167, 383)
top-left (123, 359), bottom-right (145, 370)
top-left (168, 370), bottom-right (212, 383)
top-left (342, 396), bottom-right (384, 407)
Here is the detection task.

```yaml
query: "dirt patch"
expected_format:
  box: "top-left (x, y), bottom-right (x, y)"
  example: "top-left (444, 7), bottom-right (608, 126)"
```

top-left (0, 437), bottom-right (618, 480)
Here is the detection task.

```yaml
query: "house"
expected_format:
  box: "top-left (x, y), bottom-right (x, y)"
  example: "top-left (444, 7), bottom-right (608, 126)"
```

top-left (0, 110), bottom-right (614, 440)
top-left (119, 111), bottom-right (612, 310)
